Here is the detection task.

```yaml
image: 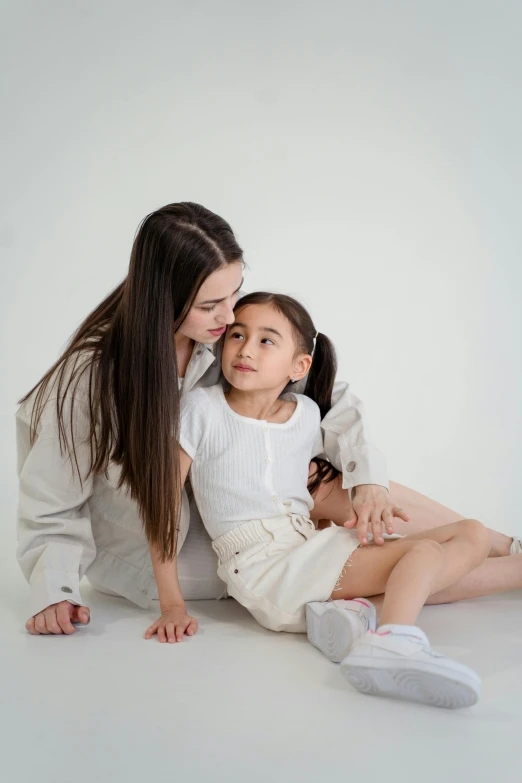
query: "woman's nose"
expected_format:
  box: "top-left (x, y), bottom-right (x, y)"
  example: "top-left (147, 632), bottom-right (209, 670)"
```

top-left (216, 304), bottom-right (235, 326)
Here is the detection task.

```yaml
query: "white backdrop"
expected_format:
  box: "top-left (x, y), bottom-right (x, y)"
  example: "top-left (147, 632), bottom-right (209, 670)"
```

top-left (2, 0), bottom-right (521, 558)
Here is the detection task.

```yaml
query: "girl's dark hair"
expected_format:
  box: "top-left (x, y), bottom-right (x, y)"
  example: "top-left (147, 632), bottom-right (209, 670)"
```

top-left (19, 202), bottom-right (243, 561)
top-left (232, 292), bottom-right (340, 496)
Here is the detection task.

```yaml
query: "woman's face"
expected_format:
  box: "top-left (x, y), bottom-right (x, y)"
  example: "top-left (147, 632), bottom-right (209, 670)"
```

top-left (178, 262), bottom-right (244, 344)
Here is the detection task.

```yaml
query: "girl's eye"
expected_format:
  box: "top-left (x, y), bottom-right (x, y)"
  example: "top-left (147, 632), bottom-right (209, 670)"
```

top-left (229, 332), bottom-right (244, 339)
top-left (200, 305), bottom-right (217, 312)
top-left (261, 338), bottom-right (274, 345)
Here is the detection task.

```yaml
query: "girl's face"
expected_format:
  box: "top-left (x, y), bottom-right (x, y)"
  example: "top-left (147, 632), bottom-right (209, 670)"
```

top-left (178, 262), bottom-right (244, 344)
top-left (221, 303), bottom-right (312, 393)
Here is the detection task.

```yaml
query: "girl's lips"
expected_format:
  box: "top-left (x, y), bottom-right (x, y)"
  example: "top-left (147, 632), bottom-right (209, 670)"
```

top-left (208, 326), bottom-right (227, 336)
top-left (233, 365), bottom-right (255, 372)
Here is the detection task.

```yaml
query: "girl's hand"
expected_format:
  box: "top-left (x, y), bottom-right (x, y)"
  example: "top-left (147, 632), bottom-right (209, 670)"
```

top-left (144, 605), bottom-right (198, 644)
top-left (343, 484), bottom-right (410, 546)
top-left (25, 601), bottom-right (91, 635)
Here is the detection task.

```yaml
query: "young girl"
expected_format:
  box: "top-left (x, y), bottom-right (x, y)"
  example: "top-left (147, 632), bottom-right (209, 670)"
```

top-left (145, 292), bottom-right (490, 710)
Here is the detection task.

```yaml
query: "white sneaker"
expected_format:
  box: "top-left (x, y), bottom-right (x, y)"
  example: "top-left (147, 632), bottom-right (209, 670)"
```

top-left (510, 537), bottom-right (522, 555)
top-left (340, 627), bottom-right (481, 709)
top-left (305, 599), bottom-right (377, 663)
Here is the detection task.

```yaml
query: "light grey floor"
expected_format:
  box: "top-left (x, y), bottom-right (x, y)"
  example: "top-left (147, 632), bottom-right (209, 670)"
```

top-left (3, 553), bottom-right (521, 783)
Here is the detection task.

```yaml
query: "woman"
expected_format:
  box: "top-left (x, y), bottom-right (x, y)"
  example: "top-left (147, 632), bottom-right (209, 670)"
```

top-left (17, 202), bottom-right (520, 635)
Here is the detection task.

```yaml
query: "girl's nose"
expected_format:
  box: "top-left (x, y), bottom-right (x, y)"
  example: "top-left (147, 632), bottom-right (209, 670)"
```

top-left (238, 341), bottom-right (253, 358)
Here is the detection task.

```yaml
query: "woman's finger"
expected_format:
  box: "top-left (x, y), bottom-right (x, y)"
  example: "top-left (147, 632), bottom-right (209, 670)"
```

top-left (56, 603), bottom-right (76, 635)
top-left (166, 623), bottom-right (176, 644)
top-left (175, 624), bottom-right (185, 642)
top-left (371, 510), bottom-right (384, 544)
top-left (382, 508), bottom-right (395, 535)
top-left (34, 613), bottom-right (50, 634)
top-left (71, 605), bottom-right (91, 625)
top-left (44, 608), bottom-right (63, 634)
top-left (354, 505), bottom-right (370, 545)
top-left (186, 618), bottom-right (198, 636)
top-left (343, 514), bottom-right (358, 529)
top-left (25, 617), bottom-right (37, 634)
top-left (393, 506), bottom-right (410, 522)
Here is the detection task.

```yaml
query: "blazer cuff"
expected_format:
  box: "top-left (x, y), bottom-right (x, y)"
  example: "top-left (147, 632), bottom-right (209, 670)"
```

top-left (29, 569), bottom-right (84, 618)
top-left (339, 446), bottom-right (389, 493)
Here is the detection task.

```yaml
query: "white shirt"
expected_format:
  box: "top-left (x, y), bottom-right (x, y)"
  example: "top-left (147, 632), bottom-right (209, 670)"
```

top-left (180, 386), bottom-right (324, 539)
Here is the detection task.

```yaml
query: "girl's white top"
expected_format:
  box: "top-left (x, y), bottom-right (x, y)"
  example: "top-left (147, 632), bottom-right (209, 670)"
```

top-left (180, 385), bottom-right (324, 540)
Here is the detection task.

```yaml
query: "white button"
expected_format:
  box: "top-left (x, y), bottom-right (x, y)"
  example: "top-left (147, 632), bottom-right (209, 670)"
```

top-left (346, 461), bottom-right (356, 472)
top-left (272, 495), bottom-right (278, 501)
top-left (266, 457), bottom-right (271, 463)
top-left (263, 426), bottom-right (269, 432)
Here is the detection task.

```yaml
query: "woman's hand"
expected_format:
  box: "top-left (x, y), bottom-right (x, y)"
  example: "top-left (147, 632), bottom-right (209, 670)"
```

top-left (25, 601), bottom-right (91, 635)
top-left (144, 605), bottom-right (198, 644)
top-left (343, 484), bottom-right (409, 546)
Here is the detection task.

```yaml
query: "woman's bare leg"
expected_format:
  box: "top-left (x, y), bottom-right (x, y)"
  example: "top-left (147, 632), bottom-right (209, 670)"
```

top-left (388, 481), bottom-right (512, 556)
top-left (369, 552), bottom-right (522, 613)
top-left (425, 553), bottom-right (522, 602)
top-left (308, 465), bottom-right (513, 558)
top-left (331, 520), bottom-right (491, 625)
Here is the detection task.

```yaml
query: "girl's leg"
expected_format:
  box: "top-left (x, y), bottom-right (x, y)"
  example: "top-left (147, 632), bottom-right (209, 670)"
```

top-left (331, 520), bottom-right (491, 625)
top-left (308, 464), bottom-right (513, 557)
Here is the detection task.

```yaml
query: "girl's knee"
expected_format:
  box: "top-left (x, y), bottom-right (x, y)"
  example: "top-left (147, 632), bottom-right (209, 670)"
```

top-left (457, 519), bottom-right (490, 552)
top-left (407, 538), bottom-right (444, 559)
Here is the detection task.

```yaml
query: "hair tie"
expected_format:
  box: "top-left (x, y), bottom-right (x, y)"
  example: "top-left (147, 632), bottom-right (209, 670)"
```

top-left (310, 331), bottom-right (318, 357)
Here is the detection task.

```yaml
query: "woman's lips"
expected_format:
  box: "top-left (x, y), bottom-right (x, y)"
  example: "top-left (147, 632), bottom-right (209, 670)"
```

top-left (208, 326), bottom-right (227, 336)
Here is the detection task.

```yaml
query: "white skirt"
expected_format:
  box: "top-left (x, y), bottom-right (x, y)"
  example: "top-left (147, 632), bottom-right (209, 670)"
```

top-left (211, 511), bottom-right (361, 633)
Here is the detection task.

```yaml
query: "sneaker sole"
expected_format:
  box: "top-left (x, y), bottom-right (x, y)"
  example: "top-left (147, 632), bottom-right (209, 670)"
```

top-left (340, 655), bottom-right (481, 709)
top-left (306, 602), bottom-right (365, 663)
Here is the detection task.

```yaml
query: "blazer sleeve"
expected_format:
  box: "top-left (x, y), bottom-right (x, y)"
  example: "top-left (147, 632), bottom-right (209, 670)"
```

top-left (16, 390), bottom-right (98, 618)
top-left (316, 379), bottom-right (389, 493)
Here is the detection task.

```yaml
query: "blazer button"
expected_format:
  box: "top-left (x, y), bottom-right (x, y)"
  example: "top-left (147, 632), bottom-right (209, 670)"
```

top-left (61, 586), bottom-right (73, 593)
top-left (346, 461), bottom-right (356, 472)
top-left (234, 569), bottom-right (239, 574)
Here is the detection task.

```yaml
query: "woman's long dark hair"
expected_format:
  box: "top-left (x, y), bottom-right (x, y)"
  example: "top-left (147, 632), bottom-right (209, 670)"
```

top-left (19, 202), bottom-right (243, 560)
top-left (232, 292), bottom-right (340, 496)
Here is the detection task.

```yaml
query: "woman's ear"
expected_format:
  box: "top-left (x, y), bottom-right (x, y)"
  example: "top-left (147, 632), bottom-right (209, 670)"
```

top-left (291, 354), bottom-right (312, 383)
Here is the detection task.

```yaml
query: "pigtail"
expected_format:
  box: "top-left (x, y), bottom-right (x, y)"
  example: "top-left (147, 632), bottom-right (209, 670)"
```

top-left (304, 332), bottom-right (337, 420)
top-left (304, 332), bottom-right (340, 496)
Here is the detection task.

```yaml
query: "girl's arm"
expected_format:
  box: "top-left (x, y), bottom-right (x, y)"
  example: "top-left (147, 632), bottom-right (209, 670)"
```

top-left (145, 447), bottom-right (198, 643)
